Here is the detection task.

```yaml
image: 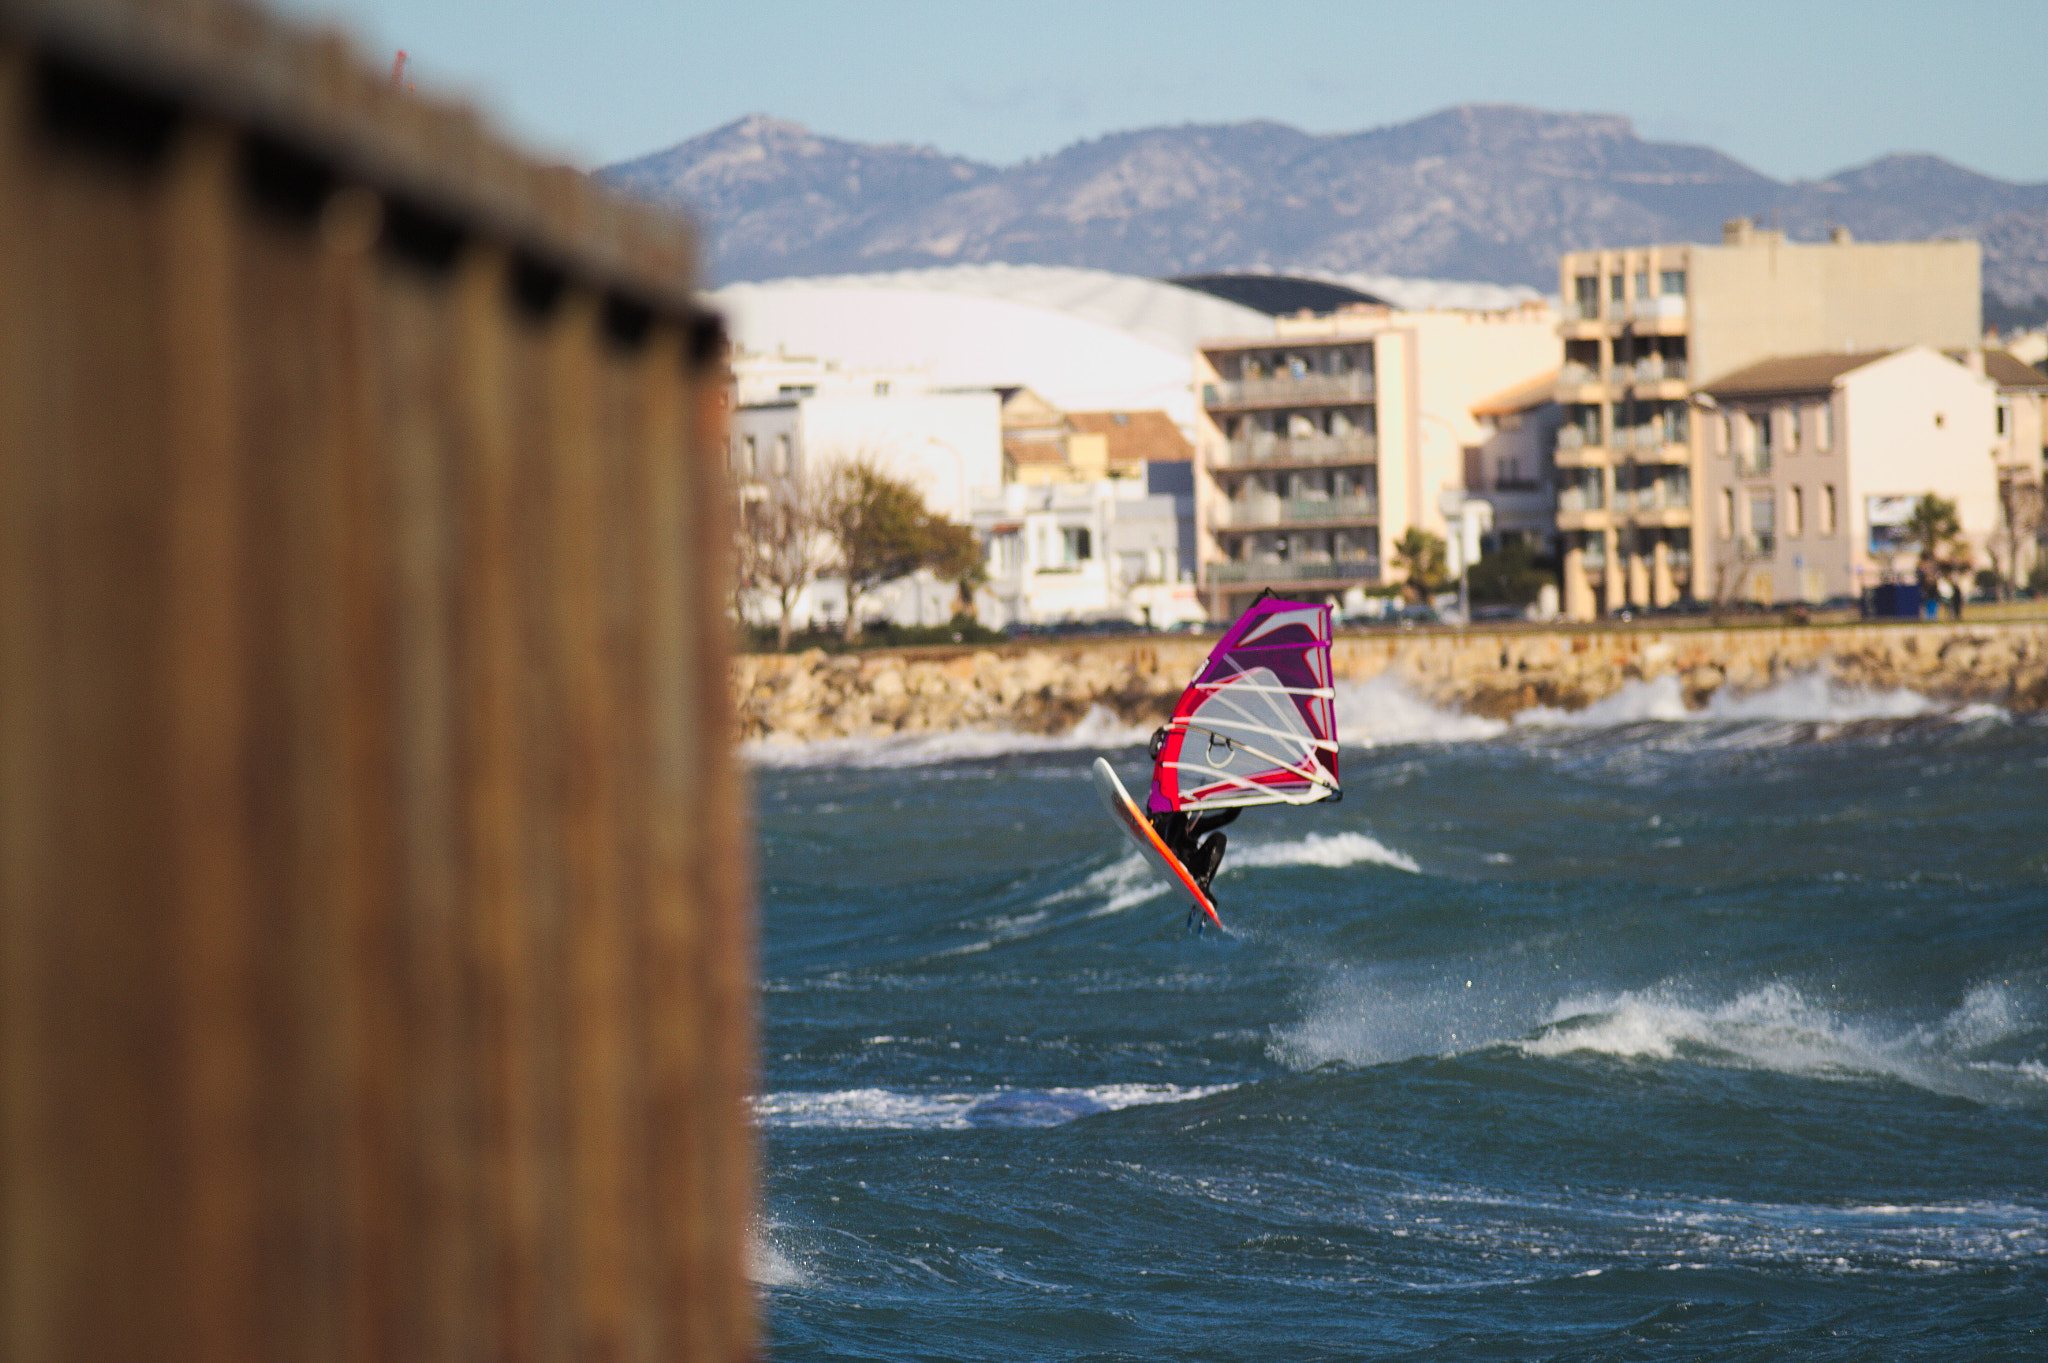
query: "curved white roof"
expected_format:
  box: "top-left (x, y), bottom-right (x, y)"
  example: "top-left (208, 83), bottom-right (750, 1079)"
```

top-left (711, 265), bottom-right (1275, 427)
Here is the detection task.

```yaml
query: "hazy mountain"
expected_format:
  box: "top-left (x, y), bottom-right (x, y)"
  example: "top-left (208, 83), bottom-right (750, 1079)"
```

top-left (601, 106), bottom-right (2048, 305)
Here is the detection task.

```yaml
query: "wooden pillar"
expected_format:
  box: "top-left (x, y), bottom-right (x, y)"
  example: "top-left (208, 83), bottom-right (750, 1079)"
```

top-left (0, 16), bottom-right (751, 1363)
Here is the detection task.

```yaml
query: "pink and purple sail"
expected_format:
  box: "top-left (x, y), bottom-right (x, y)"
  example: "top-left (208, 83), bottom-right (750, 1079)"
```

top-left (1147, 597), bottom-right (1340, 814)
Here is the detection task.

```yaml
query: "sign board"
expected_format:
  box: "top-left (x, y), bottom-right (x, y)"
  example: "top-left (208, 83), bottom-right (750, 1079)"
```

top-left (1866, 494), bottom-right (1916, 556)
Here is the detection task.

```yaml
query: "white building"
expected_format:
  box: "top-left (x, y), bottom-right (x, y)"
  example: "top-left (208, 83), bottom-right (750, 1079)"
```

top-left (971, 478), bottom-right (1204, 629)
top-left (713, 265), bottom-right (1273, 431)
top-left (1696, 347), bottom-right (1999, 603)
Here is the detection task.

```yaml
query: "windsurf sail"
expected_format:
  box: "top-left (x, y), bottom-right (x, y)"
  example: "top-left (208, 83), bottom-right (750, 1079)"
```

top-left (1147, 595), bottom-right (1340, 814)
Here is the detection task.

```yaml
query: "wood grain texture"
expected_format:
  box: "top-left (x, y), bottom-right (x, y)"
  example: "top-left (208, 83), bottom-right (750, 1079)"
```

top-left (0, 6), bottom-right (750, 1359)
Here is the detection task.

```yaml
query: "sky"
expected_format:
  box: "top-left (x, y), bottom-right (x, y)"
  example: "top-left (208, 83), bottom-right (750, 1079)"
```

top-left (267, 0), bottom-right (2047, 184)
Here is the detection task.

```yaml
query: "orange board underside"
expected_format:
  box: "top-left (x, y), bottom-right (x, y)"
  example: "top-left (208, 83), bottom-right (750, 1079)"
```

top-left (1090, 758), bottom-right (1223, 929)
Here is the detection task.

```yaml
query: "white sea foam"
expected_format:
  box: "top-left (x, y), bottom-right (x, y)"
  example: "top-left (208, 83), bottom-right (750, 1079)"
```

top-left (1335, 674), bottom-right (1508, 746)
top-left (1228, 831), bottom-right (1421, 875)
top-left (1038, 851), bottom-right (1171, 917)
top-left (751, 1082), bottom-right (1229, 1131)
top-left (1275, 972), bottom-right (2043, 1104)
top-left (1520, 980), bottom-right (2042, 1103)
top-left (747, 1224), bottom-right (807, 1288)
top-left (742, 704), bottom-right (1149, 768)
top-left (1516, 671), bottom-right (1970, 729)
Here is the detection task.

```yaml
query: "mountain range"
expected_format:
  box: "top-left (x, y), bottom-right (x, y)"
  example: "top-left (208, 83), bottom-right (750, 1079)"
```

top-left (600, 105), bottom-right (2048, 313)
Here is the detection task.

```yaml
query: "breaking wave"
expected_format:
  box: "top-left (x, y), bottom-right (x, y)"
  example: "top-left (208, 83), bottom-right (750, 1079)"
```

top-left (743, 704), bottom-right (1148, 768)
top-left (1276, 974), bottom-right (2044, 1105)
top-left (1516, 672), bottom-right (1959, 728)
top-left (1228, 831), bottom-right (1421, 875)
top-left (752, 1082), bottom-right (1230, 1131)
top-left (1335, 674), bottom-right (1508, 746)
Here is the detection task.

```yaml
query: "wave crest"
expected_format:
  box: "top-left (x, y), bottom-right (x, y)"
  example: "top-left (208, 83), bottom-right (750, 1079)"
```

top-left (1229, 831), bottom-right (1420, 874)
top-left (743, 703), bottom-right (1148, 768)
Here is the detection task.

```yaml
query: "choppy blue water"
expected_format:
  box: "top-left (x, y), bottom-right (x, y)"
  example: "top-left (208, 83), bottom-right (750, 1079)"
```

top-left (748, 675), bottom-right (2048, 1361)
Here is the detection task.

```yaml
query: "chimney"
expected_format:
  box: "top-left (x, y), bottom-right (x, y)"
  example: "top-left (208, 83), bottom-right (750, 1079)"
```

top-left (1723, 218), bottom-right (1754, 246)
top-left (1965, 348), bottom-right (1986, 375)
top-left (1829, 225), bottom-right (1853, 244)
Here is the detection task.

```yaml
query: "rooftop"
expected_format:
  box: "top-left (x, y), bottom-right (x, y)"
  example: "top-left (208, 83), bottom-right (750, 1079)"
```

top-left (1697, 352), bottom-right (1893, 397)
top-left (1066, 410), bottom-right (1193, 465)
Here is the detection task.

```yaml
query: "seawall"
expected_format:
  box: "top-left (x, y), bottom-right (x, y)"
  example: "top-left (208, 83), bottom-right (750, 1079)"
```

top-left (734, 621), bottom-right (2048, 744)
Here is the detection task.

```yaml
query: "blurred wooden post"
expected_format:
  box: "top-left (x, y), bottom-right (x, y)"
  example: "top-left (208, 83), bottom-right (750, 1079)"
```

top-left (0, 1), bottom-right (753, 1359)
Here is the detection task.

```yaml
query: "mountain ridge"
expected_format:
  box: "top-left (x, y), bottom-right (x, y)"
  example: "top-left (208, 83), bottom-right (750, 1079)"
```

top-left (600, 105), bottom-right (2048, 307)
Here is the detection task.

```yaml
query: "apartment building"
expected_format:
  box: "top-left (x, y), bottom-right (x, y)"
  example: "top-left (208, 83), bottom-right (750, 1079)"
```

top-left (1468, 370), bottom-right (1563, 557)
top-left (1192, 305), bottom-right (1558, 618)
top-left (1697, 347), bottom-right (1997, 603)
top-left (1554, 222), bottom-right (1981, 616)
top-left (1983, 349), bottom-right (2048, 587)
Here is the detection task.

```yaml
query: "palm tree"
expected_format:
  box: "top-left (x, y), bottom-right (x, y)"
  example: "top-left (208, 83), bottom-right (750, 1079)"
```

top-left (1392, 527), bottom-right (1450, 605)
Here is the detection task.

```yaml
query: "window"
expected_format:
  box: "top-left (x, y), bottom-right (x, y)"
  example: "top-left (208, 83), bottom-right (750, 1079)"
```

top-left (1634, 271), bottom-right (1649, 299)
top-left (1789, 486), bottom-right (1805, 537)
top-left (1660, 269), bottom-right (1687, 296)
top-left (873, 380), bottom-right (890, 396)
top-left (1720, 413), bottom-right (1733, 455)
top-left (1609, 274), bottom-right (1625, 304)
top-left (1061, 526), bottom-right (1092, 563)
top-left (774, 434), bottom-right (792, 476)
top-left (1719, 488), bottom-right (1734, 539)
top-left (1934, 412), bottom-right (1946, 429)
top-left (1817, 401), bottom-right (1835, 452)
top-left (1749, 491), bottom-right (1775, 536)
top-left (1822, 484), bottom-right (1837, 535)
top-left (988, 531), bottom-right (1020, 574)
top-left (742, 434), bottom-right (758, 476)
top-left (1756, 410), bottom-right (1775, 455)
top-left (1997, 403), bottom-right (2010, 437)
top-left (1574, 275), bottom-right (1597, 318)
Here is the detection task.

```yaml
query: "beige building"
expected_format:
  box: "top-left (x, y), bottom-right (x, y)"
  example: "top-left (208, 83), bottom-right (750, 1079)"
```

top-left (1982, 350), bottom-right (2048, 589)
top-left (999, 388), bottom-right (1191, 484)
top-left (1554, 222), bottom-right (1982, 616)
top-left (1468, 370), bottom-right (1563, 556)
top-left (1192, 304), bottom-right (1558, 617)
top-left (1696, 347), bottom-right (1998, 604)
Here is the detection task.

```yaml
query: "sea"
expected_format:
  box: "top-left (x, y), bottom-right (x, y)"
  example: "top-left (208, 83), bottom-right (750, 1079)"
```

top-left (744, 673), bottom-right (2047, 1361)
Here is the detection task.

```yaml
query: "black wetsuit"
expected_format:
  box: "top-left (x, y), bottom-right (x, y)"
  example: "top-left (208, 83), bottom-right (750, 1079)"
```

top-left (1150, 806), bottom-right (1240, 898)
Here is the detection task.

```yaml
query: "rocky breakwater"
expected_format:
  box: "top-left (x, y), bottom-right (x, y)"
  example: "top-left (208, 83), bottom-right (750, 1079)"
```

top-left (735, 622), bottom-right (2048, 745)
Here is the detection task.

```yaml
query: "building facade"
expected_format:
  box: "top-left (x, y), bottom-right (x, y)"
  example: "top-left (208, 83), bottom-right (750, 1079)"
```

top-left (969, 476), bottom-right (1203, 628)
top-left (1192, 304), bottom-right (1559, 618)
top-left (1696, 348), bottom-right (1998, 603)
top-left (1554, 222), bottom-right (1982, 617)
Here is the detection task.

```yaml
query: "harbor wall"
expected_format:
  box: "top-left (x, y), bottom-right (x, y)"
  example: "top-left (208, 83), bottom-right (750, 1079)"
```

top-left (736, 622), bottom-right (2048, 743)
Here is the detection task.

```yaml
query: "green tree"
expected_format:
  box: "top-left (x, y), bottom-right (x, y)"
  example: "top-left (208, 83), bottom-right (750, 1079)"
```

top-left (1392, 527), bottom-right (1450, 604)
top-left (822, 459), bottom-right (931, 641)
top-left (820, 456), bottom-right (988, 641)
top-left (1903, 493), bottom-right (1965, 574)
top-left (920, 514), bottom-right (987, 614)
top-left (1465, 541), bottom-right (1556, 607)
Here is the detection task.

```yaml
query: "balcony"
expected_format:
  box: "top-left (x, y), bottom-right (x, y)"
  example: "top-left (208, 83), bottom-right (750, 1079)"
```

top-left (1630, 356), bottom-right (1688, 383)
top-left (1739, 532), bottom-right (1776, 560)
top-left (1736, 450), bottom-right (1774, 477)
top-left (1207, 559), bottom-right (1379, 585)
top-left (1561, 298), bottom-right (1601, 323)
top-left (1212, 494), bottom-right (1379, 529)
top-left (1610, 425), bottom-right (1688, 454)
top-left (1211, 432), bottom-right (1377, 469)
top-left (1204, 371), bottom-right (1375, 408)
top-left (1557, 484), bottom-right (1606, 515)
top-left (1632, 294), bottom-right (1688, 323)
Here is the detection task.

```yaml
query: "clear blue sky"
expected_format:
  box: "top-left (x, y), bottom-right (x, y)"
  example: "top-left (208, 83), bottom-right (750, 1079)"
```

top-left (269, 0), bottom-right (2046, 183)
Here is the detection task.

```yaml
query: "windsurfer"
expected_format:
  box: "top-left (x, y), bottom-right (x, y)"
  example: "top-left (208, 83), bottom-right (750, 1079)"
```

top-left (1147, 723), bottom-right (1240, 894)
top-left (1150, 805), bottom-right (1239, 896)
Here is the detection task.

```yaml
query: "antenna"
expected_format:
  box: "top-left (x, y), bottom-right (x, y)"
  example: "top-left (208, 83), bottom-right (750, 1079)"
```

top-left (389, 50), bottom-right (412, 92)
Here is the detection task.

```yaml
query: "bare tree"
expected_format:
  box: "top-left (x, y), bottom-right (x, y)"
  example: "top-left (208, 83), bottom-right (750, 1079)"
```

top-left (744, 468), bottom-right (832, 651)
top-left (1994, 472), bottom-right (2043, 600)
